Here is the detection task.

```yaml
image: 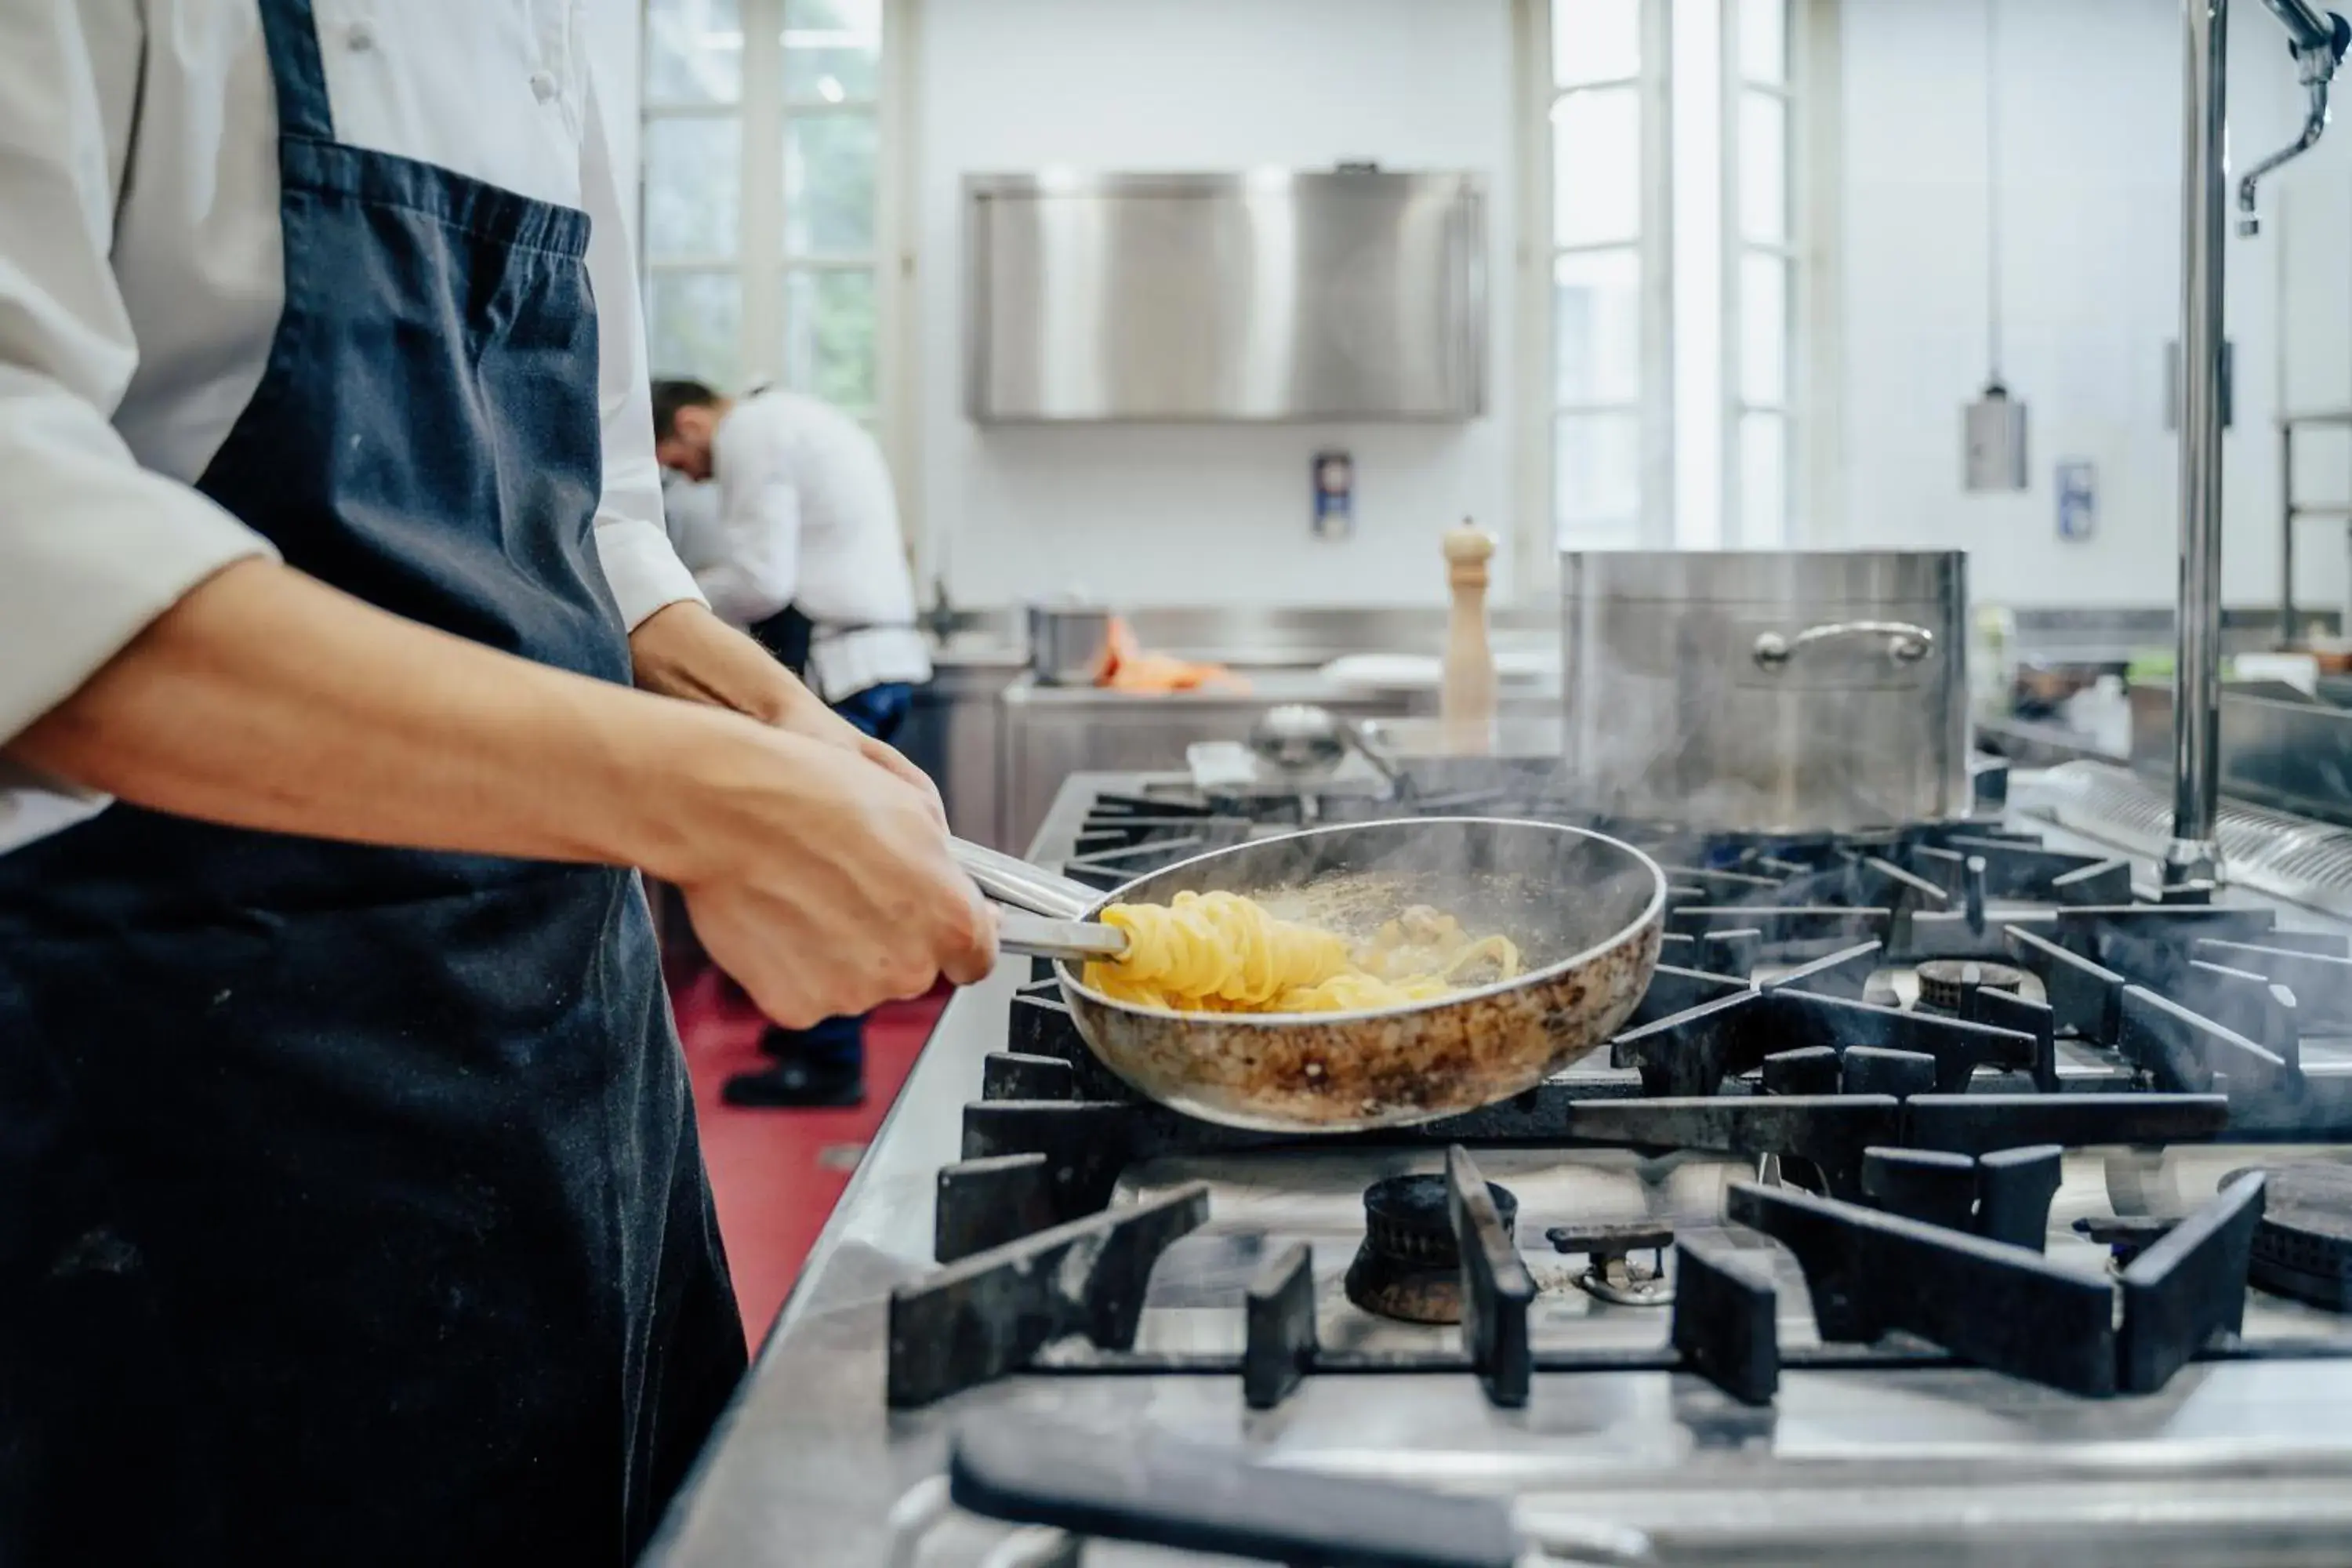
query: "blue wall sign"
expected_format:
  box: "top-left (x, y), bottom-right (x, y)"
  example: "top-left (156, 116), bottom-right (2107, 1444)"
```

top-left (2056, 459), bottom-right (2096, 542)
top-left (1313, 449), bottom-right (1354, 540)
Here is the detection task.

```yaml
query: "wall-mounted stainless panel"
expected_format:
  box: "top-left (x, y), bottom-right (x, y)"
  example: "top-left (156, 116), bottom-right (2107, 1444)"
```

top-left (964, 170), bottom-right (1486, 423)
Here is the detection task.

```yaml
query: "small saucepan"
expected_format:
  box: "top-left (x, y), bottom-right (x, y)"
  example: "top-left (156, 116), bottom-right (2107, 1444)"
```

top-left (951, 818), bottom-right (1666, 1134)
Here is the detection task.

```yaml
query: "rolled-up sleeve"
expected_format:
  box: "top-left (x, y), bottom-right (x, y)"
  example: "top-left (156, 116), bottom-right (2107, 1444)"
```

top-left (579, 61), bottom-right (703, 630)
top-left (0, 2), bottom-right (277, 845)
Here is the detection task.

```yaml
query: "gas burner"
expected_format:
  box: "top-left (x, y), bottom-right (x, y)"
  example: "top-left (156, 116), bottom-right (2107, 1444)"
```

top-left (2229, 1163), bottom-right (2352, 1310)
top-left (1343, 1173), bottom-right (1519, 1323)
top-left (1915, 958), bottom-right (2029, 1015)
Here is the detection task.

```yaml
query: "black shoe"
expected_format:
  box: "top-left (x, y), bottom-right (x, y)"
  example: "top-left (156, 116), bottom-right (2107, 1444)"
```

top-left (722, 1058), bottom-right (866, 1109)
top-left (759, 1020), bottom-right (862, 1060)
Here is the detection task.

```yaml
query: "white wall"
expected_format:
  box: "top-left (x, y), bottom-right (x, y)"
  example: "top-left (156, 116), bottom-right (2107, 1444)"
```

top-left (1832, 0), bottom-right (2331, 613)
top-left (914, 0), bottom-right (1519, 609)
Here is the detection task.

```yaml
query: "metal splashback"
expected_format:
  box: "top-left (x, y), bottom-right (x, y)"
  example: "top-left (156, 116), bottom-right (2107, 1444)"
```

top-left (2025, 757), bottom-right (2352, 919)
top-left (964, 170), bottom-right (1486, 423)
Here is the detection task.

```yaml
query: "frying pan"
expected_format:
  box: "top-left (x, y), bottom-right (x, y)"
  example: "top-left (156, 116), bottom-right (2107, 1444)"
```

top-left (952, 818), bottom-right (1666, 1134)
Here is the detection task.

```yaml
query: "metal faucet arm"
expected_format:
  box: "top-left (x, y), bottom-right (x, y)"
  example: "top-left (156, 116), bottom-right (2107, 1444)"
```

top-left (2169, 2), bottom-right (2349, 890)
top-left (2238, 9), bottom-right (2349, 234)
top-left (2262, 0), bottom-right (2343, 54)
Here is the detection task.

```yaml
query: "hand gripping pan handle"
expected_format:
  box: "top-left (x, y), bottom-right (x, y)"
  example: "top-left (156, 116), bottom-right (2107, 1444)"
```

top-left (949, 838), bottom-right (1130, 964)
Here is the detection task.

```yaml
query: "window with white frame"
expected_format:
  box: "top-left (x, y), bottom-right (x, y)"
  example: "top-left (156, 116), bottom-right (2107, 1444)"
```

top-left (1549, 0), bottom-right (1659, 550)
top-left (640, 0), bottom-right (886, 422)
top-left (1730, 0), bottom-right (1795, 548)
top-left (1541, 0), bottom-right (1804, 551)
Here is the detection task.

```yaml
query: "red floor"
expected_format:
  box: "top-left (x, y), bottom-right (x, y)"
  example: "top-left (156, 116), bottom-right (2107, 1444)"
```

top-left (669, 965), bottom-right (946, 1346)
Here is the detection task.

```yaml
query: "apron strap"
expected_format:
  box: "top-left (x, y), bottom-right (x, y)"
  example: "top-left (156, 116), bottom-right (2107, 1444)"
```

top-left (749, 604), bottom-right (815, 679)
top-left (253, 0), bottom-right (338, 143)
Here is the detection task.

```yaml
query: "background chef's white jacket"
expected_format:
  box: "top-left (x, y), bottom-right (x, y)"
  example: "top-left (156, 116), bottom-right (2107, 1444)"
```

top-left (0, 0), bottom-right (705, 853)
top-left (688, 390), bottom-right (932, 705)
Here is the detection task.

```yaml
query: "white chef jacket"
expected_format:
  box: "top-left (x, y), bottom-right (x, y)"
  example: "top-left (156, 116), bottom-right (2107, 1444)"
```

top-left (660, 468), bottom-right (725, 572)
top-left (691, 390), bottom-right (931, 703)
top-left (0, 0), bottom-right (705, 853)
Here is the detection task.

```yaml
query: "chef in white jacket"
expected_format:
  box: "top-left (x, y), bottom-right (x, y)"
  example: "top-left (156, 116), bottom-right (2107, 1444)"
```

top-left (651, 378), bottom-right (935, 1105)
top-left (0, 5), bottom-right (992, 1565)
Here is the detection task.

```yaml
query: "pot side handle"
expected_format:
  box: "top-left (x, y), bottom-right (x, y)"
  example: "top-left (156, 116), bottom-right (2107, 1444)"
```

top-left (1752, 620), bottom-right (1936, 670)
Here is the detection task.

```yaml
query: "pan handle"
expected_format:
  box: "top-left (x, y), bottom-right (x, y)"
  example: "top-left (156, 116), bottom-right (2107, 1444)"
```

top-left (952, 838), bottom-right (1100, 920)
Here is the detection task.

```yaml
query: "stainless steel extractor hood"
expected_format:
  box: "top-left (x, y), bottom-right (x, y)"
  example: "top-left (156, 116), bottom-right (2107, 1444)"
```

top-left (963, 169), bottom-right (1487, 423)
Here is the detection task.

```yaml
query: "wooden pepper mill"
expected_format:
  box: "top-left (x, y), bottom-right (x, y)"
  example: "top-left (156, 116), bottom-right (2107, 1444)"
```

top-left (1440, 519), bottom-right (1497, 754)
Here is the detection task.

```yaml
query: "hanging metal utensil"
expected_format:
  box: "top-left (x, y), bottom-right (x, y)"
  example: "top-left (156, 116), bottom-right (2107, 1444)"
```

top-left (1964, 0), bottom-right (2029, 492)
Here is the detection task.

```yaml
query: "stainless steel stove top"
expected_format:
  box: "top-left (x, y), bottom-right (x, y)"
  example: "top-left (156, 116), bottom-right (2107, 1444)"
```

top-left (644, 769), bottom-right (2352, 1568)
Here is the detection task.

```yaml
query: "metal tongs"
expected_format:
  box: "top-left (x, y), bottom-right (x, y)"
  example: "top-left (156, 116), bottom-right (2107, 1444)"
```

top-left (950, 837), bottom-right (1131, 966)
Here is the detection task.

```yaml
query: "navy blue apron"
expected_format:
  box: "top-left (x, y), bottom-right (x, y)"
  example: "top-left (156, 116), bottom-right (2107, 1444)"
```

top-left (0, 5), bottom-right (745, 1564)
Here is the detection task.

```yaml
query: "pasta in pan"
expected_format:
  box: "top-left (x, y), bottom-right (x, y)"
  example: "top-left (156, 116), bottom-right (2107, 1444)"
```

top-left (1083, 890), bottom-right (1523, 1014)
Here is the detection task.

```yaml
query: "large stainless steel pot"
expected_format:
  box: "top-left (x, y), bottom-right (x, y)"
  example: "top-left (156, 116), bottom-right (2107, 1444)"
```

top-left (1560, 550), bottom-right (1969, 833)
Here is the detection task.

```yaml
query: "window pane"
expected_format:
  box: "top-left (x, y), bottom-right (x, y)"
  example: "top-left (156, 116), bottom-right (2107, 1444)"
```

top-left (1740, 0), bottom-right (1788, 85)
top-left (1555, 249), bottom-right (1641, 405)
top-left (1553, 88), bottom-right (1640, 248)
top-left (1740, 411), bottom-right (1788, 546)
top-left (1553, 0), bottom-right (1639, 85)
top-left (1739, 90), bottom-right (1786, 244)
top-left (784, 113), bottom-right (879, 256)
top-left (1555, 412), bottom-right (1641, 535)
top-left (1741, 251), bottom-right (1788, 406)
top-left (783, 268), bottom-right (878, 409)
top-left (646, 270), bottom-right (744, 389)
top-left (643, 117), bottom-right (742, 261)
top-left (783, 0), bottom-right (883, 103)
top-left (646, 0), bottom-right (742, 106)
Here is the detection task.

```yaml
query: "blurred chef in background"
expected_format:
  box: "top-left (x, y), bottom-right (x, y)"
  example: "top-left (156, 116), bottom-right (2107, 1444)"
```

top-left (653, 379), bottom-right (935, 1108)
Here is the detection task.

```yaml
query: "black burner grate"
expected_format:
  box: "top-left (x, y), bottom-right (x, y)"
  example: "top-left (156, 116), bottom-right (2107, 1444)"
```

top-left (887, 780), bottom-right (2352, 1417)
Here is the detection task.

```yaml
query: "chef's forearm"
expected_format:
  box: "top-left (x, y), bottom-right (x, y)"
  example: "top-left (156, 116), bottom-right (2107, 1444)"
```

top-left (5, 557), bottom-right (748, 880)
top-left (628, 599), bottom-right (804, 724)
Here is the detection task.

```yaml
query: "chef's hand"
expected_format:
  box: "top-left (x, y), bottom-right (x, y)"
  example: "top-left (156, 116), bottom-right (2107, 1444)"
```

top-left (628, 601), bottom-right (945, 825)
top-left (673, 724), bottom-right (997, 1027)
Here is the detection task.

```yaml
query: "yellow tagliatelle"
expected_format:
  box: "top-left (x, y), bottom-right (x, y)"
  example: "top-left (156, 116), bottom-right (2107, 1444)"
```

top-left (1083, 891), bottom-right (1523, 1014)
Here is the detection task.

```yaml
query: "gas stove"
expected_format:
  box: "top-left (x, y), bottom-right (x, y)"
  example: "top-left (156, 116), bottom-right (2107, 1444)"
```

top-left (1041, 771), bottom-right (2352, 1116)
top-left (647, 768), bottom-right (2352, 1568)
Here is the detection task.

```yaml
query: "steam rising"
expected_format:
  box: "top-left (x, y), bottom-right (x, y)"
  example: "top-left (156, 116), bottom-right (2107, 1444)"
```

top-left (1102, 818), bottom-right (1664, 976)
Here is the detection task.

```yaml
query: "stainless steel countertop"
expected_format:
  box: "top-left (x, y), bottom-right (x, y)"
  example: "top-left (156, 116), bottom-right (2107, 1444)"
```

top-left (1002, 670), bottom-right (1562, 710)
top-left (926, 603), bottom-right (2341, 673)
top-left (643, 771), bottom-right (2352, 1568)
top-left (925, 604), bottom-right (1564, 674)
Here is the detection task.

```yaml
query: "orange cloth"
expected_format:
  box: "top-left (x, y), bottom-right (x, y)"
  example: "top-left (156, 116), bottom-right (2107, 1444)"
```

top-left (1091, 616), bottom-right (1250, 693)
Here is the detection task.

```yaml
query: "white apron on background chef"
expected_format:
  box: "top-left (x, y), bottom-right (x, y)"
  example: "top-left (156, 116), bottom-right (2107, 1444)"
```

top-left (651, 379), bottom-right (935, 1108)
top-left (0, 5), bottom-right (993, 1565)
